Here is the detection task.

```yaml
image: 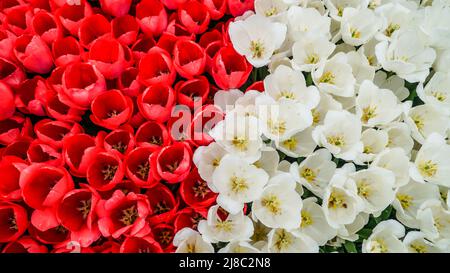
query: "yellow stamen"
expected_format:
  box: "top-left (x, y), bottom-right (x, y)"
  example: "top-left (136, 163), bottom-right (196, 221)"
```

top-left (327, 135), bottom-right (345, 147)
top-left (119, 205), bottom-right (138, 226)
top-left (282, 137), bottom-right (297, 151)
top-left (250, 40), bottom-right (265, 59)
top-left (397, 194), bottom-right (413, 209)
top-left (230, 176), bottom-right (248, 193)
top-left (418, 160), bottom-right (438, 178)
top-left (261, 194), bottom-right (282, 215)
top-left (319, 71), bottom-right (336, 85)
top-left (300, 211), bottom-right (313, 228)
top-left (361, 105), bottom-right (377, 123)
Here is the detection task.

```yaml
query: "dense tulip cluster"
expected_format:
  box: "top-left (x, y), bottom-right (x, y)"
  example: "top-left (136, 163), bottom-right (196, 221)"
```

top-left (180, 0), bottom-right (450, 253)
top-left (0, 0), bottom-right (254, 253)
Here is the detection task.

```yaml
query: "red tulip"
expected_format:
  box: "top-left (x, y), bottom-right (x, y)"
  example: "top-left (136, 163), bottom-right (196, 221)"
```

top-left (137, 83), bottom-right (175, 122)
top-left (13, 34), bottom-right (53, 74)
top-left (97, 190), bottom-right (151, 238)
top-left (136, 0), bottom-right (168, 37)
top-left (173, 206), bottom-right (206, 232)
top-left (135, 120), bottom-right (171, 150)
top-left (149, 141), bottom-right (192, 183)
top-left (130, 36), bottom-right (156, 63)
top-left (102, 127), bottom-right (136, 156)
top-left (34, 119), bottom-right (83, 148)
top-left (14, 76), bottom-right (48, 116)
top-left (45, 88), bottom-right (85, 123)
top-left (145, 184), bottom-right (178, 225)
top-left (138, 47), bottom-right (176, 87)
top-left (111, 15), bottom-right (139, 46)
top-left (100, 0), bottom-right (132, 17)
top-left (61, 62), bottom-right (106, 110)
top-left (2, 138), bottom-right (32, 160)
top-left (189, 104), bottom-right (223, 146)
top-left (0, 29), bottom-right (17, 61)
top-left (52, 36), bottom-right (83, 68)
top-left (27, 139), bottom-right (63, 166)
top-left (0, 156), bottom-right (28, 201)
top-left (62, 133), bottom-right (102, 177)
top-left (90, 90), bottom-right (134, 130)
top-left (160, 0), bottom-right (187, 10)
top-left (117, 67), bottom-right (143, 97)
top-left (211, 46), bottom-right (252, 90)
top-left (31, 10), bottom-right (63, 45)
top-left (78, 14), bottom-right (111, 49)
top-left (202, 0), bottom-right (227, 20)
top-left (0, 114), bottom-right (32, 145)
top-left (0, 57), bottom-right (25, 88)
top-left (86, 150), bottom-right (124, 191)
top-left (175, 76), bottom-right (210, 109)
top-left (2, 236), bottom-right (48, 253)
top-left (88, 37), bottom-right (132, 79)
top-left (119, 235), bottom-right (163, 253)
top-left (178, 1), bottom-right (210, 34)
top-left (124, 147), bottom-right (156, 188)
top-left (4, 5), bottom-right (33, 36)
top-left (180, 168), bottom-right (217, 209)
top-left (55, 1), bottom-right (93, 36)
top-left (151, 223), bottom-right (175, 252)
top-left (0, 81), bottom-right (16, 121)
top-left (173, 40), bottom-right (206, 79)
top-left (227, 0), bottom-right (254, 17)
top-left (0, 201), bottom-right (28, 243)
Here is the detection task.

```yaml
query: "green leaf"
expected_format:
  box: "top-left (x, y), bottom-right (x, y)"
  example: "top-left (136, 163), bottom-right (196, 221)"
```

top-left (344, 241), bottom-right (358, 253)
top-left (356, 228), bottom-right (373, 241)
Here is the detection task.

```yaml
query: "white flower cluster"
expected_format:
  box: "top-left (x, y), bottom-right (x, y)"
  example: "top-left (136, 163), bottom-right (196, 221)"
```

top-left (174, 0), bottom-right (450, 253)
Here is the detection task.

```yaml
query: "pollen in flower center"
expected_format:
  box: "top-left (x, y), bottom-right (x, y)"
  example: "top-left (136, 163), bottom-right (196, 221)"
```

top-left (250, 40), bottom-right (265, 59)
top-left (311, 109), bottom-right (321, 124)
top-left (165, 161), bottom-right (179, 173)
top-left (385, 23), bottom-right (400, 37)
top-left (418, 160), bottom-right (438, 178)
top-left (265, 7), bottom-right (278, 17)
top-left (212, 158), bottom-right (220, 167)
top-left (150, 136), bottom-right (163, 145)
top-left (230, 176), bottom-right (248, 193)
top-left (108, 110), bottom-right (119, 118)
top-left (278, 90), bottom-right (296, 100)
top-left (159, 231), bottom-right (172, 245)
top-left (327, 134), bottom-right (345, 147)
top-left (301, 211), bottom-right (313, 228)
top-left (370, 239), bottom-right (388, 253)
top-left (361, 105), bottom-right (378, 123)
top-left (412, 115), bottom-right (425, 132)
top-left (193, 180), bottom-right (211, 198)
top-left (215, 220), bottom-right (234, 232)
top-left (300, 167), bottom-right (317, 183)
top-left (137, 162), bottom-right (149, 180)
top-left (357, 180), bottom-right (371, 198)
top-left (154, 201), bottom-right (170, 214)
top-left (306, 53), bottom-right (320, 64)
top-left (431, 91), bottom-right (446, 102)
top-left (274, 229), bottom-right (292, 251)
top-left (282, 137), bottom-right (298, 151)
top-left (9, 216), bottom-right (17, 231)
top-left (267, 119), bottom-right (286, 135)
top-left (262, 194), bottom-right (282, 215)
top-left (77, 199), bottom-right (91, 219)
top-left (119, 205), bottom-right (138, 226)
top-left (112, 141), bottom-right (127, 153)
top-left (319, 71), bottom-right (336, 84)
top-left (350, 28), bottom-right (361, 39)
top-left (231, 136), bottom-right (248, 151)
top-left (410, 243), bottom-right (428, 253)
top-left (328, 191), bottom-right (348, 209)
top-left (396, 194), bottom-right (413, 209)
top-left (102, 164), bottom-right (118, 181)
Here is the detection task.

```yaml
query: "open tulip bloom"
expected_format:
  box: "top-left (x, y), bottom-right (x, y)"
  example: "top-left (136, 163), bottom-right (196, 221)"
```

top-left (0, 0), bottom-right (449, 255)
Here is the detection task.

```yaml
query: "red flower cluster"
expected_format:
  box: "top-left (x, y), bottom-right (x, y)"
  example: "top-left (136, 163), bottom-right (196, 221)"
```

top-left (0, 0), bottom-right (253, 253)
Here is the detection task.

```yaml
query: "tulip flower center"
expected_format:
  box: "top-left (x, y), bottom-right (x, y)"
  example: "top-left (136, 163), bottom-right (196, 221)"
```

top-left (311, 109), bottom-right (321, 124)
top-left (265, 7), bottom-right (278, 17)
top-left (410, 243), bottom-right (428, 253)
top-left (370, 239), bottom-right (388, 253)
top-left (159, 231), bottom-right (172, 245)
top-left (230, 176), bottom-right (248, 193)
top-left (300, 211), bottom-right (313, 228)
top-left (363, 145), bottom-right (373, 154)
top-left (319, 71), bottom-right (336, 85)
top-left (350, 28), bottom-right (361, 39)
top-left (186, 243), bottom-right (196, 253)
top-left (300, 167), bottom-right (317, 183)
top-left (154, 201), bottom-right (171, 214)
top-left (418, 160), bottom-right (438, 178)
top-left (367, 55), bottom-right (376, 66)
top-left (77, 199), bottom-right (91, 219)
top-left (327, 135), bottom-right (345, 147)
top-left (328, 191), bottom-right (348, 209)
top-left (262, 194), bottom-right (282, 215)
top-left (361, 105), bottom-right (377, 123)
top-left (9, 216), bottom-right (17, 231)
top-left (56, 225), bottom-right (68, 234)
top-left (273, 229), bottom-right (293, 251)
top-left (396, 194), bottom-right (412, 209)
top-left (384, 23), bottom-right (400, 37)
top-left (282, 137), bottom-right (298, 151)
top-left (215, 219), bottom-right (233, 232)
top-left (337, 6), bottom-right (344, 17)
top-left (357, 180), bottom-right (372, 198)
top-left (267, 119), bottom-right (286, 135)
top-left (120, 205), bottom-right (138, 226)
top-left (102, 165), bottom-right (118, 181)
top-left (278, 91), bottom-right (296, 100)
top-left (306, 53), bottom-right (320, 64)
top-left (165, 161), bottom-right (179, 173)
top-left (193, 180), bottom-right (211, 198)
top-left (431, 91), bottom-right (446, 102)
top-left (190, 213), bottom-right (203, 229)
top-left (112, 142), bottom-right (127, 153)
top-left (137, 162), bottom-right (150, 180)
top-left (108, 110), bottom-right (119, 118)
top-left (412, 115), bottom-right (425, 132)
top-left (231, 136), bottom-right (248, 151)
top-left (212, 158), bottom-right (221, 167)
top-left (250, 40), bottom-right (265, 59)
top-left (150, 136), bottom-right (163, 145)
